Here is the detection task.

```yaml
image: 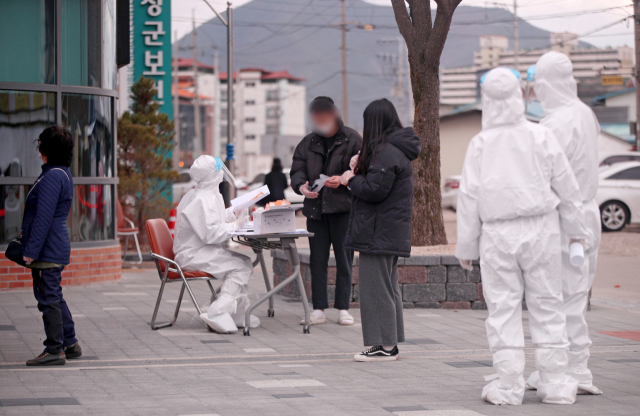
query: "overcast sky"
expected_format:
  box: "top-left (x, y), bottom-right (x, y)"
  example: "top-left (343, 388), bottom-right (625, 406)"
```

top-left (171, 0), bottom-right (634, 49)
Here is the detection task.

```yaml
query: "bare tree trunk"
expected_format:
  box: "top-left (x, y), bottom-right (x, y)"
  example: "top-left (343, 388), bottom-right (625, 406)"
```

top-left (390, 0), bottom-right (461, 246)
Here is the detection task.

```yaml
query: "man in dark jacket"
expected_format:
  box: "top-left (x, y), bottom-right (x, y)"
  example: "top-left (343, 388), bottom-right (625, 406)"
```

top-left (290, 96), bottom-right (362, 326)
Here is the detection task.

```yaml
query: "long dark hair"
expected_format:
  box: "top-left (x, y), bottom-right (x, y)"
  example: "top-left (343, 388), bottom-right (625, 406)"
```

top-left (355, 99), bottom-right (403, 175)
top-left (271, 157), bottom-right (283, 172)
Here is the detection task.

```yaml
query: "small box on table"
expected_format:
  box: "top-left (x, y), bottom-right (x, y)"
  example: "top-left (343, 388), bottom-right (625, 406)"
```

top-left (253, 204), bottom-right (303, 234)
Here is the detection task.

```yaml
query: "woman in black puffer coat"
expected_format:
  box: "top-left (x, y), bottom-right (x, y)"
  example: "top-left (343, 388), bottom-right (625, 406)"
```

top-left (342, 99), bottom-right (420, 362)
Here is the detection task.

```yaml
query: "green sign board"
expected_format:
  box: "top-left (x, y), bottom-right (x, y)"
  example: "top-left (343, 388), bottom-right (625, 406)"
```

top-left (132, 0), bottom-right (172, 120)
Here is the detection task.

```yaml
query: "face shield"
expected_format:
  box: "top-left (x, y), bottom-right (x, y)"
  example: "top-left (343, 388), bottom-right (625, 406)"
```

top-left (214, 156), bottom-right (239, 188)
top-left (525, 65), bottom-right (536, 109)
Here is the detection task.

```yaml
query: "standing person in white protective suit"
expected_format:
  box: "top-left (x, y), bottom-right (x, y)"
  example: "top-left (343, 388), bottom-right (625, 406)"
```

top-left (455, 67), bottom-right (590, 406)
top-left (173, 155), bottom-right (260, 333)
top-left (525, 52), bottom-right (603, 395)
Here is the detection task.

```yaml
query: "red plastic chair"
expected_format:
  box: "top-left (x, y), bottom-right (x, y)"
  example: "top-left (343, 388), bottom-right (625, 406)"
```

top-left (116, 200), bottom-right (142, 264)
top-left (145, 218), bottom-right (218, 329)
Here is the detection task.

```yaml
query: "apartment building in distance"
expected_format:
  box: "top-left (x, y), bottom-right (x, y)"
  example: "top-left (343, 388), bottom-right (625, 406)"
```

top-left (440, 33), bottom-right (634, 109)
top-left (173, 62), bottom-right (306, 180)
top-left (219, 68), bottom-right (306, 180)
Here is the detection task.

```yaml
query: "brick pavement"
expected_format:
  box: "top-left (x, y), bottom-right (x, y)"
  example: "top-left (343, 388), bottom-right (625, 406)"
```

top-left (0, 246), bottom-right (638, 416)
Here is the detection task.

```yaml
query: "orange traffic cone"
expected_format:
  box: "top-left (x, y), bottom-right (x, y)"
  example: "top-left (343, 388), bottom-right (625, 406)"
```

top-left (168, 208), bottom-right (177, 239)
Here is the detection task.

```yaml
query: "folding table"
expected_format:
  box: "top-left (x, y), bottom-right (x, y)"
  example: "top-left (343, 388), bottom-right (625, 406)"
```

top-left (231, 231), bottom-right (314, 336)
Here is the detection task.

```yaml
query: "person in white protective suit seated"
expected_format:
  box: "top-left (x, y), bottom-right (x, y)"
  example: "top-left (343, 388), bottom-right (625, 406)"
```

top-left (525, 52), bottom-right (603, 396)
top-left (455, 67), bottom-right (592, 406)
top-left (173, 155), bottom-right (260, 333)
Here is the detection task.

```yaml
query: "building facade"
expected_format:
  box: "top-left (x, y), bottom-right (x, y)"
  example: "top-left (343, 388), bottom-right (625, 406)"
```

top-left (441, 34), bottom-right (634, 107)
top-left (220, 69), bottom-right (306, 180)
top-left (173, 58), bottom-right (218, 166)
top-left (0, 0), bottom-right (122, 290)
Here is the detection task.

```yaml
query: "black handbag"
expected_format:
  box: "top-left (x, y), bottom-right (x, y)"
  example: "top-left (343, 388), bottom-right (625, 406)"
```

top-left (4, 235), bottom-right (27, 267)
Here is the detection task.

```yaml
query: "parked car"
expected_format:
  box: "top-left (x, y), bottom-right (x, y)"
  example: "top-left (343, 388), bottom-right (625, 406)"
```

top-left (172, 169), bottom-right (196, 204)
top-left (596, 161), bottom-right (640, 232)
top-left (441, 175), bottom-right (460, 211)
top-left (237, 168), bottom-right (304, 205)
top-left (599, 151), bottom-right (640, 169)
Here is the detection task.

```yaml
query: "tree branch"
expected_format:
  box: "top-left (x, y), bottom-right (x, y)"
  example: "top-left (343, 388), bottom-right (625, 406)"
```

top-left (424, 0), bottom-right (461, 69)
top-left (390, 0), bottom-right (414, 47)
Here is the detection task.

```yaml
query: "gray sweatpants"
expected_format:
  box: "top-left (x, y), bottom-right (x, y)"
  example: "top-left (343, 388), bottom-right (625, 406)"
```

top-left (358, 253), bottom-right (405, 346)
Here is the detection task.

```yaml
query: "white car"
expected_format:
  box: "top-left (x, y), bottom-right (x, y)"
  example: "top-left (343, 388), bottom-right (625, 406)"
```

top-left (596, 161), bottom-right (640, 232)
top-left (441, 175), bottom-right (460, 211)
top-left (172, 169), bottom-right (196, 204)
top-left (237, 168), bottom-right (304, 205)
top-left (599, 151), bottom-right (640, 169)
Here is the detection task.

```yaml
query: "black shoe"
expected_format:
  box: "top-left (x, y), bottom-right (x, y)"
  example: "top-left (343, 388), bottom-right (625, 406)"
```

top-left (26, 350), bottom-right (66, 366)
top-left (354, 345), bottom-right (399, 362)
top-left (63, 343), bottom-right (82, 359)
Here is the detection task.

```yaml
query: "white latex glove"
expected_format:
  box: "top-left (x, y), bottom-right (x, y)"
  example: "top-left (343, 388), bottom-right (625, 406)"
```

top-left (341, 170), bottom-right (355, 186)
top-left (300, 181), bottom-right (318, 199)
top-left (224, 206), bottom-right (236, 223)
top-left (229, 210), bottom-right (249, 232)
top-left (349, 153), bottom-right (359, 170)
top-left (459, 259), bottom-right (473, 271)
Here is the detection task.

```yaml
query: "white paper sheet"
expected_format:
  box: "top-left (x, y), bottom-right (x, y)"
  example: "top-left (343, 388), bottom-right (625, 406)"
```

top-left (231, 185), bottom-right (270, 212)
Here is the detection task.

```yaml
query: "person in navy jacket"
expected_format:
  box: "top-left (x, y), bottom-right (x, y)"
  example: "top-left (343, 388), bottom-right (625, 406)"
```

top-left (22, 126), bottom-right (82, 366)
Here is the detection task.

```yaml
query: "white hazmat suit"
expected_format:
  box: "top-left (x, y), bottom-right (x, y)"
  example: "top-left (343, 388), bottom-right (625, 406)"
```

top-left (526, 52), bottom-right (603, 395)
top-left (455, 68), bottom-right (590, 405)
top-left (173, 156), bottom-right (260, 333)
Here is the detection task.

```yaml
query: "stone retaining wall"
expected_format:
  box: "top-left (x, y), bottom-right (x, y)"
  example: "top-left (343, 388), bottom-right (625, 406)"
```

top-left (0, 243), bottom-right (122, 291)
top-left (271, 250), bottom-right (485, 310)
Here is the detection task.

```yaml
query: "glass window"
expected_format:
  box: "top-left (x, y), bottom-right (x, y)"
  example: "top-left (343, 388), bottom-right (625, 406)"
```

top-left (61, 94), bottom-right (113, 177)
top-left (61, 0), bottom-right (102, 87)
top-left (102, 0), bottom-right (117, 90)
top-left (0, 90), bottom-right (56, 178)
top-left (0, 0), bottom-right (55, 84)
top-left (0, 184), bottom-right (32, 244)
top-left (266, 107), bottom-right (279, 119)
top-left (608, 167), bottom-right (640, 180)
top-left (266, 90), bottom-right (279, 101)
top-left (602, 155), bottom-right (631, 166)
top-left (68, 184), bottom-right (114, 242)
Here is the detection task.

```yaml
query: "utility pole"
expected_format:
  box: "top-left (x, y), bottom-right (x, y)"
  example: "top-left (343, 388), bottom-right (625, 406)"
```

top-left (227, 2), bottom-right (234, 192)
top-left (213, 51), bottom-right (220, 158)
top-left (202, 0), bottom-right (235, 200)
top-left (172, 30), bottom-right (181, 171)
top-left (378, 38), bottom-right (410, 126)
top-left (513, 0), bottom-right (519, 75)
top-left (340, 0), bottom-right (348, 125)
top-left (635, 0), bottom-right (640, 150)
top-left (192, 11), bottom-right (201, 159)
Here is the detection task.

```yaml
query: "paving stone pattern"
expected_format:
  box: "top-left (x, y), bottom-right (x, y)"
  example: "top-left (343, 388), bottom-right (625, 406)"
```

top-left (0, 245), bottom-right (638, 416)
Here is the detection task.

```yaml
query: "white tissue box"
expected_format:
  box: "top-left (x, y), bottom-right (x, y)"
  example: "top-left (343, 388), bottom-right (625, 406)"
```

top-left (253, 204), bottom-right (302, 234)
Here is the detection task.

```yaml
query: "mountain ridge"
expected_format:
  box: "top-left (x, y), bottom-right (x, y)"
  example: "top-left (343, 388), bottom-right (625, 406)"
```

top-left (177, 0), bottom-right (591, 129)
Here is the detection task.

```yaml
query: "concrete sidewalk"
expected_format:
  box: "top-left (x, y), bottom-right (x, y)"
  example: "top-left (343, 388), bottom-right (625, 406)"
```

top-left (0, 248), bottom-right (639, 416)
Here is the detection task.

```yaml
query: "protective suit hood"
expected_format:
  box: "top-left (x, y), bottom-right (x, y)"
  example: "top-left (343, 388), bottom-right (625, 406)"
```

top-left (481, 68), bottom-right (526, 130)
top-left (534, 51), bottom-right (579, 114)
top-left (190, 155), bottom-right (224, 190)
top-left (387, 127), bottom-right (421, 161)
